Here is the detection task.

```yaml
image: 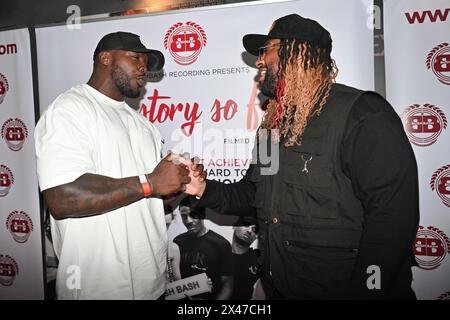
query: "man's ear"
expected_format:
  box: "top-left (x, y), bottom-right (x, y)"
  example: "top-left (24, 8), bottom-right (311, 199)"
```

top-left (98, 51), bottom-right (112, 66)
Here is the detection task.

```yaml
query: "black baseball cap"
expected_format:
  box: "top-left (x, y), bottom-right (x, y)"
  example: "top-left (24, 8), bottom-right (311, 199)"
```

top-left (243, 14), bottom-right (332, 56)
top-left (93, 31), bottom-right (165, 71)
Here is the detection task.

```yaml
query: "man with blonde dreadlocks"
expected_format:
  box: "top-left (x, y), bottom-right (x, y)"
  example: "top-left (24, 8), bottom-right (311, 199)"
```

top-left (187, 14), bottom-right (419, 299)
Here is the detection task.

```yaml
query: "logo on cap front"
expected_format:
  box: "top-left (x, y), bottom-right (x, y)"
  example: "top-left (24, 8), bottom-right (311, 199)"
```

top-left (0, 73), bottom-right (9, 104)
top-left (6, 211), bottom-right (34, 243)
top-left (401, 104), bottom-right (447, 147)
top-left (1, 118), bottom-right (28, 151)
top-left (0, 165), bottom-right (14, 197)
top-left (164, 21), bottom-right (207, 65)
top-left (413, 226), bottom-right (450, 270)
top-left (0, 255), bottom-right (18, 286)
top-left (427, 43), bottom-right (450, 85)
top-left (430, 165), bottom-right (450, 207)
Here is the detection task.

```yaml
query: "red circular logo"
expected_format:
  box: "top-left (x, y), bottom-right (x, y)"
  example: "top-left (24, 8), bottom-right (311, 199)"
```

top-left (427, 42), bottom-right (450, 85)
top-left (430, 165), bottom-right (450, 208)
top-left (401, 104), bottom-right (447, 146)
top-left (413, 226), bottom-right (450, 270)
top-left (0, 73), bottom-right (9, 104)
top-left (0, 164), bottom-right (14, 197)
top-left (164, 21), bottom-right (207, 66)
top-left (1, 118), bottom-right (28, 151)
top-left (0, 254), bottom-right (18, 286)
top-left (6, 211), bottom-right (34, 243)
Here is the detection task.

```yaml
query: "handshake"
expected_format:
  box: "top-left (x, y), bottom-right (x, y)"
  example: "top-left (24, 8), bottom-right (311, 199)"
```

top-left (146, 151), bottom-right (207, 197)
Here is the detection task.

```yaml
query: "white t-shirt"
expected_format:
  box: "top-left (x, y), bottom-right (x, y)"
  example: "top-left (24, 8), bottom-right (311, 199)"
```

top-left (35, 84), bottom-right (167, 299)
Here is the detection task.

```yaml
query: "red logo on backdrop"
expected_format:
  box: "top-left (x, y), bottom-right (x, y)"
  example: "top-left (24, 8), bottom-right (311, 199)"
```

top-left (427, 42), bottom-right (450, 85)
top-left (437, 291), bottom-right (450, 300)
top-left (1, 118), bottom-right (28, 151)
top-left (0, 72), bottom-right (9, 104)
top-left (0, 255), bottom-right (18, 286)
top-left (0, 165), bottom-right (14, 197)
top-left (430, 165), bottom-right (450, 207)
top-left (414, 226), bottom-right (450, 270)
top-left (6, 211), bottom-right (34, 243)
top-left (400, 104), bottom-right (447, 146)
top-left (164, 21), bottom-right (207, 65)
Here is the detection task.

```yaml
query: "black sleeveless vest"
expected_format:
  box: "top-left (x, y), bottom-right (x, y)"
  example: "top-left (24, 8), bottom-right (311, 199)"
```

top-left (251, 83), bottom-right (368, 298)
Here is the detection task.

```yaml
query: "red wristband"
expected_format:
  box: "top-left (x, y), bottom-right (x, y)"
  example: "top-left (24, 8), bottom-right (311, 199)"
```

top-left (139, 174), bottom-right (151, 197)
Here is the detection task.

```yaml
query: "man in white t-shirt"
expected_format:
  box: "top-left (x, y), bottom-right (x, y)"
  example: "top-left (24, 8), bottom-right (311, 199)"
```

top-left (35, 32), bottom-right (204, 300)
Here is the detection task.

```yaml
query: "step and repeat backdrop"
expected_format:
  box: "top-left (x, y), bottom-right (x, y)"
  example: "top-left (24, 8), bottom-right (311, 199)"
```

top-left (384, 0), bottom-right (450, 300)
top-left (0, 29), bottom-right (44, 299)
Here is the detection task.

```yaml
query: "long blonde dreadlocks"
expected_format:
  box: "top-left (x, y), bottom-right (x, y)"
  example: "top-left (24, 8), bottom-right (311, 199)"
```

top-left (260, 39), bottom-right (338, 147)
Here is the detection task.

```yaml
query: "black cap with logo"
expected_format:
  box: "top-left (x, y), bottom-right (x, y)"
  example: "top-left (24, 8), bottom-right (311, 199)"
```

top-left (93, 31), bottom-right (165, 71)
top-left (242, 14), bottom-right (332, 56)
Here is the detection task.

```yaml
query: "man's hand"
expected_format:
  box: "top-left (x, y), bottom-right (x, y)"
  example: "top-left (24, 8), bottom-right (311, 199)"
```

top-left (174, 153), bottom-right (207, 197)
top-left (147, 152), bottom-right (191, 196)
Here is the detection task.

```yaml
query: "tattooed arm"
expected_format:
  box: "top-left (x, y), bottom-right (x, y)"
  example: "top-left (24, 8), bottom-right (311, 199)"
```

top-left (44, 154), bottom-right (191, 220)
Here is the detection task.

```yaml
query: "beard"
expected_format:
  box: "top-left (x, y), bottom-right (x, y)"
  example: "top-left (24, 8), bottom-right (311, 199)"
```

top-left (259, 66), bottom-right (278, 99)
top-left (111, 63), bottom-right (141, 98)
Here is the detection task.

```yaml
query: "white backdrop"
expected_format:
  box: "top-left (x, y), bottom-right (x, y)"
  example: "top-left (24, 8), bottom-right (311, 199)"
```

top-left (385, 0), bottom-right (450, 300)
top-left (0, 28), bottom-right (44, 299)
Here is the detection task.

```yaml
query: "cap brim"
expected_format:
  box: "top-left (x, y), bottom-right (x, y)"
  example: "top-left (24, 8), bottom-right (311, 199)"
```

top-left (132, 48), bottom-right (165, 72)
top-left (242, 34), bottom-right (270, 56)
